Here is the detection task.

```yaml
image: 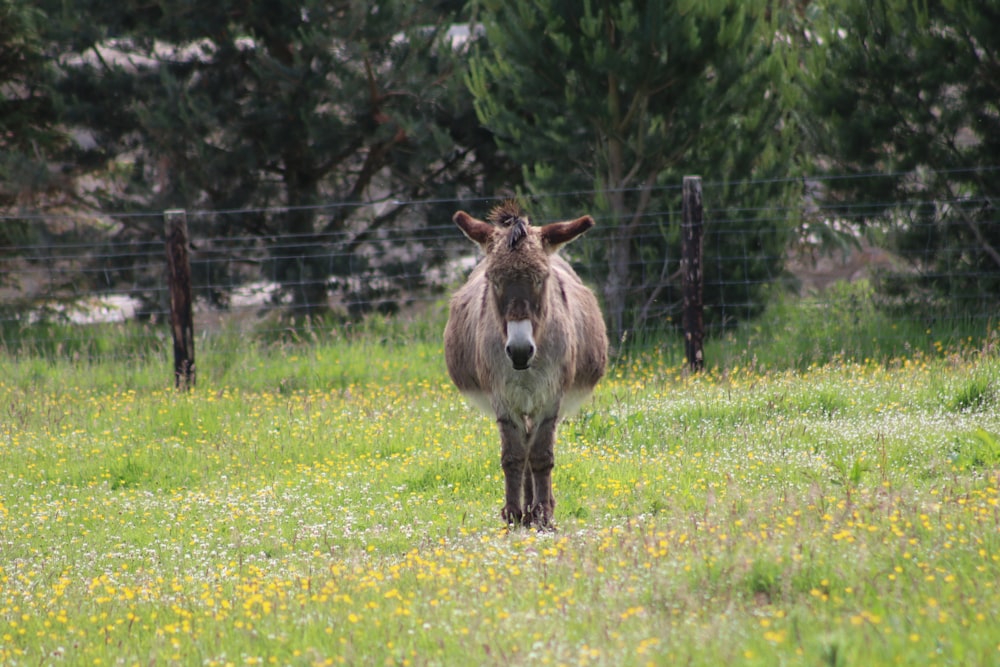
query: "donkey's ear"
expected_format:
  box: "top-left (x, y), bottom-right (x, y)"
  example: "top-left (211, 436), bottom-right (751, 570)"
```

top-left (540, 215), bottom-right (595, 253)
top-left (453, 211), bottom-right (494, 249)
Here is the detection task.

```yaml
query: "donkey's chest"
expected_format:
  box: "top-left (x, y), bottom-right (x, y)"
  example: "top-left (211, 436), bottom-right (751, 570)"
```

top-left (492, 364), bottom-right (563, 418)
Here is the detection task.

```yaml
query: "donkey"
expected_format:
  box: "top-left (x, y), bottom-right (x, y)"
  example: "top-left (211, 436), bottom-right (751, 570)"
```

top-left (444, 201), bottom-right (608, 528)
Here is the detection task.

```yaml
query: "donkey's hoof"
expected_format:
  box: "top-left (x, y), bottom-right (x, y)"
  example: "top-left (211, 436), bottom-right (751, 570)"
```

top-left (501, 503), bottom-right (523, 526)
top-left (525, 504), bottom-right (555, 531)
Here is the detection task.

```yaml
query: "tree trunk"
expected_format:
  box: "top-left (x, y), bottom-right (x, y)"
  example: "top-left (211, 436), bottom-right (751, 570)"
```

top-left (601, 101), bottom-right (633, 344)
top-left (276, 162), bottom-right (329, 318)
top-left (281, 210), bottom-right (329, 318)
top-left (603, 231), bottom-right (631, 344)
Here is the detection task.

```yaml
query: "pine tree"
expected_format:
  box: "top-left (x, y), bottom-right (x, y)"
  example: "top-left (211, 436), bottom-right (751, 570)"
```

top-left (0, 2), bottom-right (66, 217)
top-left (42, 0), bottom-right (509, 316)
top-left (467, 0), bottom-right (804, 340)
top-left (809, 0), bottom-right (1000, 312)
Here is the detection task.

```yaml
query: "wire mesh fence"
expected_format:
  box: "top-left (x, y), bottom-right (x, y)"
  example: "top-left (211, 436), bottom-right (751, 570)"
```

top-left (2, 171), bottom-right (998, 363)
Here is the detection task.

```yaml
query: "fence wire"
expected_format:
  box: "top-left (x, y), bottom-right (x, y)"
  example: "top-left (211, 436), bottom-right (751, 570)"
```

top-left (2, 175), bottom-right (998, 362)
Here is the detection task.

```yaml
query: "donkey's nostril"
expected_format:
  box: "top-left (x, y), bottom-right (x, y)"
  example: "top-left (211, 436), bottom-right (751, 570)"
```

top-left (506, 342), bottom-right (534, 370)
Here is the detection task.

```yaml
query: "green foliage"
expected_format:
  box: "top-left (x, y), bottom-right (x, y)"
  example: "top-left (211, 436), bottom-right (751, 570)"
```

top-left (744, 556), bottom-right (784, 600)
top-left (0, 1), bottom-right (69, 227)
top-left (0, 319), bottom-right (165, 364)
top-left (946, 376), bottom-right (996, 413)
top-left (32, 0), bottom-right (512, 316)
top-left (467, 0), bottom-right (806, 336)
top-left (949, 428), bottom-right (1000, 472)
top-left (808, 0), bottom-right (1000, 312)
top-left (710, 279), bottom-right (996, 370)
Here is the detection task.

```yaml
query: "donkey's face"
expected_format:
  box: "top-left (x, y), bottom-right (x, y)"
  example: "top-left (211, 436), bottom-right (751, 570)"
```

top-left (453, 204), bottom-right (594, 371)
top-left (487, 253), bottom-right (549, 370)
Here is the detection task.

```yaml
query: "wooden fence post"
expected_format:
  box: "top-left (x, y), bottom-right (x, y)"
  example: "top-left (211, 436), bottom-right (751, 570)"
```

top-left (165, 209), bottom-right (195, 389)
top-left (682, 176), bottom-right (705, 372)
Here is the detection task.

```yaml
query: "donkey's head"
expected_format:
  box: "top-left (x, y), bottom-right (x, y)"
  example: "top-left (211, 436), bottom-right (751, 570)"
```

top-left (453, 201), bottom-right (594, 371)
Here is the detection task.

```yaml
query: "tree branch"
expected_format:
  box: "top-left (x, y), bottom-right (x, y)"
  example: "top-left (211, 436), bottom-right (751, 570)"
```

top-left (624, 170), bottom-right (660, 234)
top-left (949, 191), bottom-right (1000, 270)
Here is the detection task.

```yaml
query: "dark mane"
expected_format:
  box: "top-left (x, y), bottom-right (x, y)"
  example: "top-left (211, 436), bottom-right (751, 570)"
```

top-left (488, 200), bottom-right (529, 249)
top-left (506, 220), bottom-right (527, 249)
top-left (487, 200), bottom-right (525, 228)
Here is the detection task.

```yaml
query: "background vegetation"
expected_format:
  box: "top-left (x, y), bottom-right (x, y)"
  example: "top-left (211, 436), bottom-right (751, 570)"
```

top-left (2, 0), bottom-right (997, 338)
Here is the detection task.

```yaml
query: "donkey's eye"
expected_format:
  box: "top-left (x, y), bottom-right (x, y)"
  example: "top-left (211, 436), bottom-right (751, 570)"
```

top-left (491, 280), bottom-right (503, 295)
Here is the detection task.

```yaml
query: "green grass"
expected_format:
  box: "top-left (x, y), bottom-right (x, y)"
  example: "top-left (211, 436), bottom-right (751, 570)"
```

top-left (701, 280), bottom-right (997, 371)
top-left (2, 310), bottom-right (1000, 666)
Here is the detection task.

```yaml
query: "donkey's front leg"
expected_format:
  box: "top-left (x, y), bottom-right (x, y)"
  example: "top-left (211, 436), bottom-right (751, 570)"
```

top-left (521, 460), bottom-right (535, 525)
top-left (526, 413), bottom-right (559, 529)
top-left (497, 416), bottom-right (527, 526)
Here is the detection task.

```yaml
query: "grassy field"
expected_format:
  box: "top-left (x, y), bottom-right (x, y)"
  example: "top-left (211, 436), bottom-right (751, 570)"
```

top-left (2, 319), bottom-right (999, 666)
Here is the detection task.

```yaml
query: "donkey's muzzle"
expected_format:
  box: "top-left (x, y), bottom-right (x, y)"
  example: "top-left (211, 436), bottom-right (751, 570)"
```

top-left (505, 319), bottom-right (535, 371)
top-left (507, 344), bottom-right (534, 370)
